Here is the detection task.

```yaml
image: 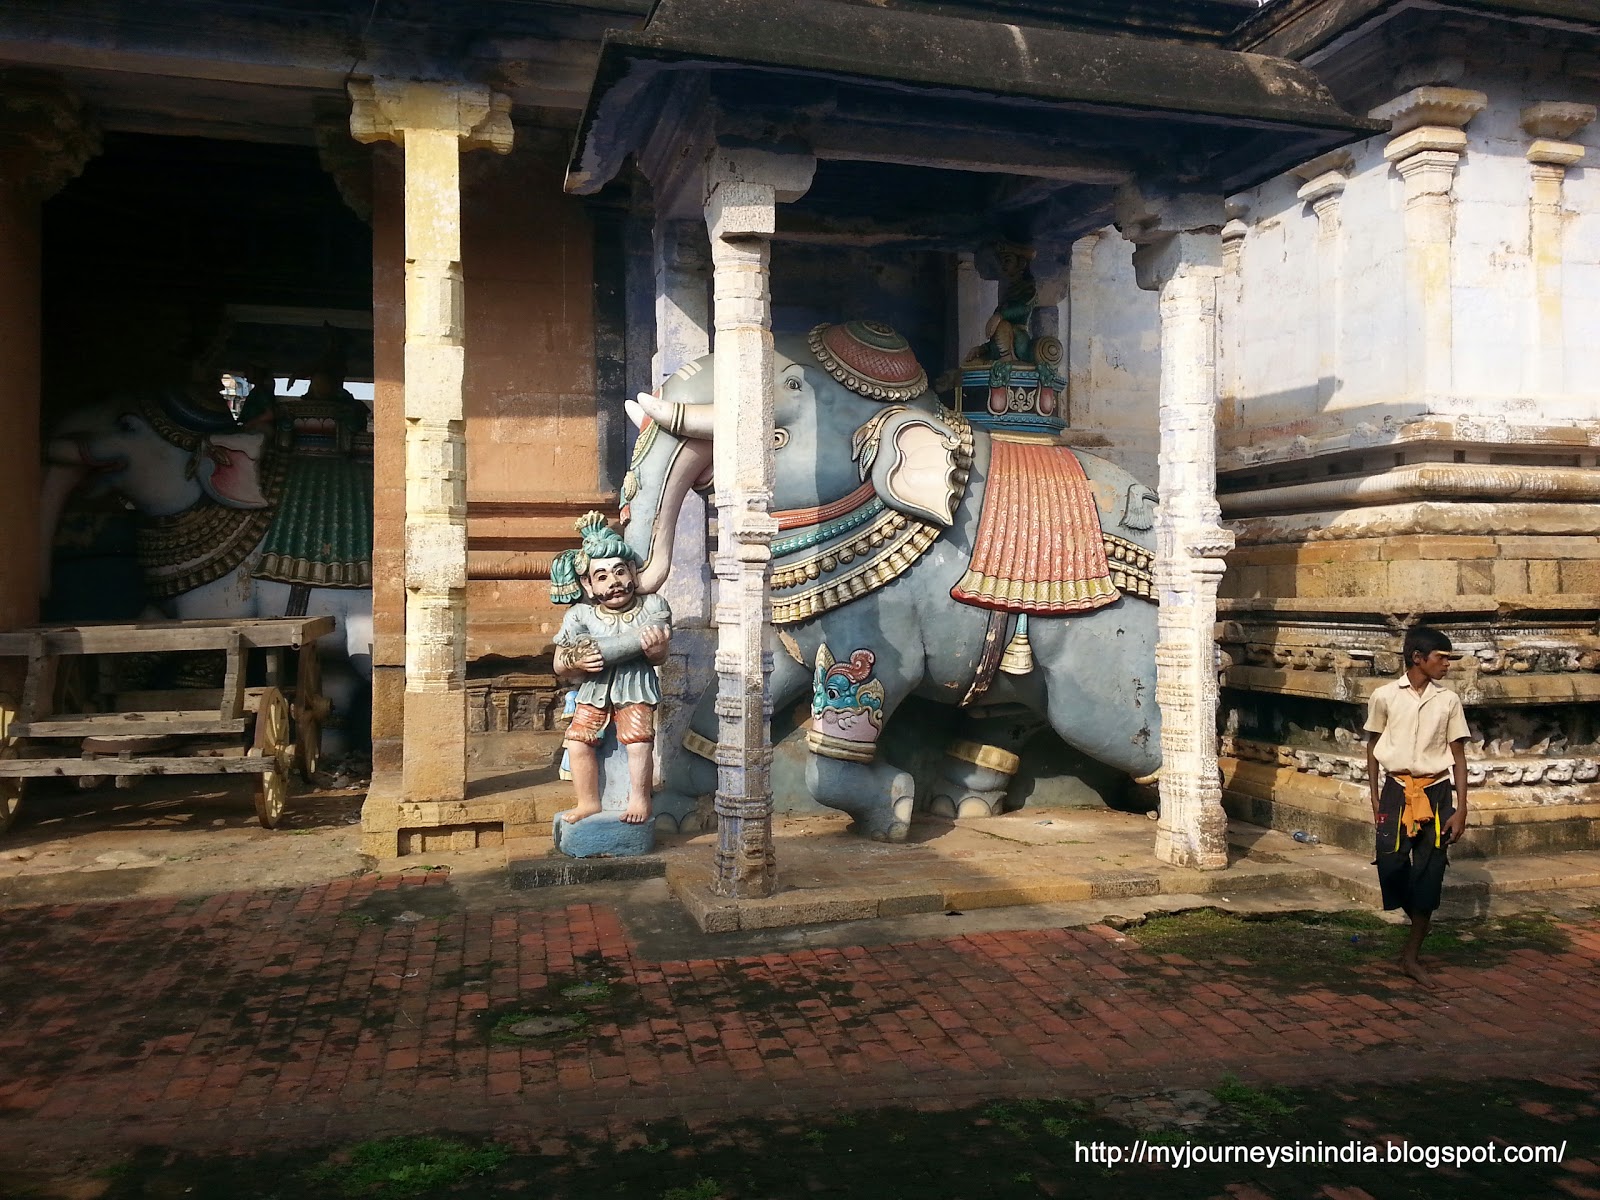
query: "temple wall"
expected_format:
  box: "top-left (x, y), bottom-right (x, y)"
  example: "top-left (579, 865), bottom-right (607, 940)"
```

top-left (1063, 228), bottom-right (1159, 486)
top-left (1053, 37), bottom-right (1600, 853)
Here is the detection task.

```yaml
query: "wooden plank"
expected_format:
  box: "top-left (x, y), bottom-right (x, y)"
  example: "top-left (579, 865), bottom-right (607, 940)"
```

top-left (114, 688), bottom-right (266, 714)
top-left (18, 632), bottom-right (56, 724)
top-left (0, 756), bottom-right (274, 778)
top-left (0, 616), bottom-right (337, 656)
top-left (219, 631), bottom-right (246, 721)
top-left (12, 712), bottom-right (249, 738)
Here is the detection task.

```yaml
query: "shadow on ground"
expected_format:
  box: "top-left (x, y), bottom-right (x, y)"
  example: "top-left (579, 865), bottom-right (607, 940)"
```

top-left (10, 1074), bottom-right (1596, 1199)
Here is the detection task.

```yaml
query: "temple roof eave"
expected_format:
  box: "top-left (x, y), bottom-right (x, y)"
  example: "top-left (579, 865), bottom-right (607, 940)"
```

top-left (567, 0), bottom-right (1383, 199)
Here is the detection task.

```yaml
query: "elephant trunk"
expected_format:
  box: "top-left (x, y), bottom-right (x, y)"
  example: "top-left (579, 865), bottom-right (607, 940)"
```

top-left (38, 461), bottom-right (88, 599)
top-left (631, 435), bottom-right (714, 595)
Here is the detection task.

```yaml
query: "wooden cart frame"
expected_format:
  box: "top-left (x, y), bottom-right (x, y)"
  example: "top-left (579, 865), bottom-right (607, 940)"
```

top-left (0, 617), bottom-right (334, 834)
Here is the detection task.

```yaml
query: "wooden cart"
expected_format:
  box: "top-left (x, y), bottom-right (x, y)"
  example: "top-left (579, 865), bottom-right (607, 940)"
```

top-left (0, 616), bottom-right (334, 835)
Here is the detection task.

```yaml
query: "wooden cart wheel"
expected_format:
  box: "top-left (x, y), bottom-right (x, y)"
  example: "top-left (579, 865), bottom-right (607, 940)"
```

top-left (294, 648), bottom-right (328, 780)
top-left (250, 686), bottom-right (293, 829)
top-left (0, 698), bottom-right (19, 836)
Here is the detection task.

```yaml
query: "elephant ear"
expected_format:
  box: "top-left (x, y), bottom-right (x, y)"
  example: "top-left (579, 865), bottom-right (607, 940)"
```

top-left (194, 432), bottom-right (272, 510)
top-left (853, 407), bottom-right (963, 528)
top-left (1119, 483), bottom-right (1159, 532)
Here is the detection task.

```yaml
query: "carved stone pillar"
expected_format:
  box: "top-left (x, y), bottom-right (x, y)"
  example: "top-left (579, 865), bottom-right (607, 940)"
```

top-left (1116, 187), bottom-right (1232, 870)
top-left (0, 72), bottom-right (96, 645)
top-left (349, 80), bottom-right (512, 804)
top-left (1520, 102), bottom-right (1594, 397)
top-left (1370, 86), bottom-right (1486, 400)
top-left (703, 146), bottom-right (814, 899)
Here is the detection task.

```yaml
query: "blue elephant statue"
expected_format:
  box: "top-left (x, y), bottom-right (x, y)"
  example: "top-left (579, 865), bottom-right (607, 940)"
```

top-left (623, 320), bottom-right (1161, 840)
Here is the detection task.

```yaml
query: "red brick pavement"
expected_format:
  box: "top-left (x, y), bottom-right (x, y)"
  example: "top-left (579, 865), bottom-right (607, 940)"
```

top-left (2, 873), bottom-right (1598, 1158)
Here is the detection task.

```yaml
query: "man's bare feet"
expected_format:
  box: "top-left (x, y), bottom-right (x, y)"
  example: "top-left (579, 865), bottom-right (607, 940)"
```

top-left (620, 795), bottom-right (652, 824)
top-left (1399, 956), bottom-right (1434, 988)
top-left (561, 801), bottom-right (602, 824)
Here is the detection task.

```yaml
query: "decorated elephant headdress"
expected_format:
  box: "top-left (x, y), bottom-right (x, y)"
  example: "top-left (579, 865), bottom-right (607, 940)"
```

top-left (549, 510), bottom-right (642, 605)
top-left (805, 320), bottom-right (928, 403)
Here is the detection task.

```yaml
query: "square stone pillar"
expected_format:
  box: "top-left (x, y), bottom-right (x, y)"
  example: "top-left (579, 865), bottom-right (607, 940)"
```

top-left (0, 72), bottom-right (95, 702)
top-left (1369, 86), bottom-right (1486, 401)
top-left (349, 80), bottom-right (512, 804)
top-left (701, 146), bottom-right (814, 899)
top-left (1116, 186), bottom-right (1232, 870)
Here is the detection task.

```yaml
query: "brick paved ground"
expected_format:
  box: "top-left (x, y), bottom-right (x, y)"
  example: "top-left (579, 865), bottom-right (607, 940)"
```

top-left (1, 872), bottom-right (1598, 1167)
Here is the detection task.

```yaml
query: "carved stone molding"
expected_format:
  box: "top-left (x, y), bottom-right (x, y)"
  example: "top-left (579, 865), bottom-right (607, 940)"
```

top-left (0, 70), bottom-right (99, 201)
top-left (1520, 102), bottom-right (1598, 143)
top-left (1370, 86), bottom-right (1488, 137)
top-left (1224, 738), bottom-right (1600, 789)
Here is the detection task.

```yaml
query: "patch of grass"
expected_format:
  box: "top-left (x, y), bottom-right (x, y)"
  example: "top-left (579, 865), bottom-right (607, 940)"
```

top-left (305, 1135), bottom-right (507, 1197)
top-left (1126, 908), bottom-right (1569, 987)
top-left (1211, 1074), bottom-right (1296, 1130)
top-left (662, 1177), bottom-right (722, 1200)
top-left (488, 1010), bottom-right (590, 1044)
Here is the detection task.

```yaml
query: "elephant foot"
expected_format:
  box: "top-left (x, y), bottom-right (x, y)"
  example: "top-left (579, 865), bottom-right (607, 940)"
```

top-left (807, 754), bottom-right (914, 842)
top-left (926, 788), bottom-right (1007, 820)
top-left (652, 789), bottom-right (714, 835)
top-left (933, 744), bottom-right (1020, 819)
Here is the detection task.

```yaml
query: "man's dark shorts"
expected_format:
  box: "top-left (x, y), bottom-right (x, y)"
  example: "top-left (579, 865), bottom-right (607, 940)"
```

top-left (1373, 775), bottom-right (1455, 915)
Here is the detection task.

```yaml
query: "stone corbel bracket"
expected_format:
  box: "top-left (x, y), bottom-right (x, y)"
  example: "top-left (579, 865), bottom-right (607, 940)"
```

top-left (1291, 148), bottom-right (1353, 236)
top-left (0, 69), bottom-right (100, 200)
top-left (1113, 184), bottom-right (1224, 291)
top-left (1371, 85), bottom-right (1486, 200)
top-left (1521, 102), bottom-right (1594, 185)
top-left (347, 79), bottom-right (514, 153)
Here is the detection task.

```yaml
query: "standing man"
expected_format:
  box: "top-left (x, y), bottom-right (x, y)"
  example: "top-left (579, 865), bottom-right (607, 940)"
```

top-left (549, 512), bottom-right (671, 825)
top-left (1365, 626), bottom-right (1470, 987)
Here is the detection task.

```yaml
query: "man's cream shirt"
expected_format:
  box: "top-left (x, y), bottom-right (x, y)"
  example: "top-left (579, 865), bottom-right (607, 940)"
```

top-left (1364, 676), bottom-right (1470, 777)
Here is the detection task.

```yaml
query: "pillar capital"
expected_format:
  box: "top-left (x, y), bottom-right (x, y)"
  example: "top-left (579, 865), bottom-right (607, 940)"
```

top-left (703, 145), bottom-right (815, 239)
top-left (0, 70), bottom-right (98, 201)
top-left (1520, 101), bottom-right (1596, 143)
top-left (1292, 148), bottom-right (1353, 234)
top-left (1369, 86), bottom-right (1486, 138)
top-left (347, 79), bottom-right (513, 153)
top-left (1113, 184), bottom-right (1224, 292)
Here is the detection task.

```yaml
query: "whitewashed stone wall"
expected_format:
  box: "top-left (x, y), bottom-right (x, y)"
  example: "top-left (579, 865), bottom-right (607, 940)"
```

top-left (1064, 60), bottom-right (1600, 461)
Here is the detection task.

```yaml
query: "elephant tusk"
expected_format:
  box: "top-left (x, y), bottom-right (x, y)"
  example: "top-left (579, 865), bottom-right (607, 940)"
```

top-left (624, 397), bottom-right (647, 431)
top-left (635, 393), bottom-right (714, 441)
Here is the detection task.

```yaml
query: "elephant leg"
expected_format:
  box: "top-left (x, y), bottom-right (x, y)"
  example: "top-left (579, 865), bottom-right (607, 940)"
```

top-left (805, 753), bottom-right (916, 843)
top-left (654, 639), bottom-right (813, 834)
top-left (653, 686), bottom-right (718, 834)
top-left (927, 708), bottom-right (1046, 820)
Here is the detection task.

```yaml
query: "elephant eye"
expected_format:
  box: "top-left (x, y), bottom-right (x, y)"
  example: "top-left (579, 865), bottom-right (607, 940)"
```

top-left (772, 428), bottom-right (789, 449)
top-left (117, 414), bottom-right (139, 433)
top-left (784, 377), bottom-right (802, 391)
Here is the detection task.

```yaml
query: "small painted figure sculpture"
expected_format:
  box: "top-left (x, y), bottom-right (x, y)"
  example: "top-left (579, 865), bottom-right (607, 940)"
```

top-left (549, 511), bottom-right (672, 825)
top-left (960, 242), bottom-right (1067, 436)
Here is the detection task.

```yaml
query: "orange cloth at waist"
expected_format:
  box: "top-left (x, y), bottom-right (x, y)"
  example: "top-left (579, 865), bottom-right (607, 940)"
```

top-left (1392, 770), bottom-right (1448, 837)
